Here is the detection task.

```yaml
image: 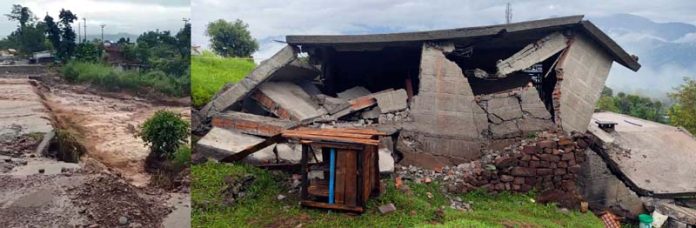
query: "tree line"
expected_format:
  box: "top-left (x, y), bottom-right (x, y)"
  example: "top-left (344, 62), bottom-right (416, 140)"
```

top-left (597, 80), bottom-right (696, 134)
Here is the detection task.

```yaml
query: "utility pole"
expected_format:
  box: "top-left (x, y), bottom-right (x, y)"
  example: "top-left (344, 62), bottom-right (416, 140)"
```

top-left (83, 18), bottom-right (87, 42)
top-left (78, 22), bottom-right (81, 43)
top-left (100, 24), bottom-right (105, 42)
top-left (505, 2), bottom-right (512, 24)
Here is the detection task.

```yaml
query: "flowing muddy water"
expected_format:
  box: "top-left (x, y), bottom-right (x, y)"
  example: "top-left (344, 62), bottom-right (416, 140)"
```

top-left (43, 85), bottom-right (190, 186)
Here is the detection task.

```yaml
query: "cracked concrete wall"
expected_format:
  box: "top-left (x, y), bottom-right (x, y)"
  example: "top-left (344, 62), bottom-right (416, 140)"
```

top-left (400, 42), bottom-right (487, 161)
top-left (477, 88), bottom-right (554, 139)
top-left (557, 34), bottom-right (613, 133)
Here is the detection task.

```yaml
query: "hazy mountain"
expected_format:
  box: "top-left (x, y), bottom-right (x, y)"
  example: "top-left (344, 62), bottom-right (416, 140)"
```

top-left (590, 14), bottom-right (696, 99)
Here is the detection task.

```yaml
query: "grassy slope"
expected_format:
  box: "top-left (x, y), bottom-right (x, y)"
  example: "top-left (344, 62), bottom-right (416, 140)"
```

top-left (192, 163), bottom-right (604, 228)
top-left (191, 52), bottom-right (256, 108)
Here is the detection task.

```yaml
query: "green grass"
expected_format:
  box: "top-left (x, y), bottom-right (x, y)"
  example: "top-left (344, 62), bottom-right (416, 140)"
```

top-left (192, 163), bottom-right (604, 228)
top-left (191, 51), bottom-right (256, 108)
top-left (61, 61), bottom-right (189, 97)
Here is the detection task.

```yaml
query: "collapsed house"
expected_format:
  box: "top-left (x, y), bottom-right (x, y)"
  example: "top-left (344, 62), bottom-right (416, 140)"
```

top-left (192, 15), bottom-right (693, 224)
top-left (196, 15), bottom-right (639, 165)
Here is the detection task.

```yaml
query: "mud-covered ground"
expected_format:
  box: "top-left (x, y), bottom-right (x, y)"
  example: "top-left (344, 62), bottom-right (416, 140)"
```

top-left (0, 76), bottom-right (190, 227)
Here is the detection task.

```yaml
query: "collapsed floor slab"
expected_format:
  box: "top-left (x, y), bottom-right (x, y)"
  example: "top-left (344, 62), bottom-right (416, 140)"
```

top-left (589, 112), bottom-right (696, 196)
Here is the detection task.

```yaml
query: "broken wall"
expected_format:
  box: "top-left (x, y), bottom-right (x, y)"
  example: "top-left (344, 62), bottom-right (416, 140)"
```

top-left (557, 34), bottom-right (613, 133)
top-left (399, 42), bottom-right (488, 161)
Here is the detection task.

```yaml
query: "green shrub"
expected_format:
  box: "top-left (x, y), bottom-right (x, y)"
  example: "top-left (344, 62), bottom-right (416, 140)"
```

top-left (60, 61), bottom-right (189, 97)
top-left (138, 110), bottom-right (190, 159)
top-left (173, 145), bottom-right (191, 169)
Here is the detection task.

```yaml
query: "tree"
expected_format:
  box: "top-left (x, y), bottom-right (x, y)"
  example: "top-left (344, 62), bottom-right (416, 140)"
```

top-left (596, 86), bottom-right (667, 123)
top-left (4, 5), bottom-right (47, 55)
top-left (176, 22), bottom-right (191, 59)
top-left (668, 78), bottom-right (696, 134)
top-left (74, 42), bottom-right (100, 62)
top-left (5, 4), bottom-right (34, 29)
top-left (44, 15), bottom-right (61, 50)
top-left (57, 9), bottom-right (77, 61)
top-left (205, 19), bottom-right (258, 57)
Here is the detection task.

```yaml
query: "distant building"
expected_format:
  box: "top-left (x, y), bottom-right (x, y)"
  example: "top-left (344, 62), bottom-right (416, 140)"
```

top-left (103, 43), bottom-right (143, 70)
top-left (29, 51), bottom-right (54, 64)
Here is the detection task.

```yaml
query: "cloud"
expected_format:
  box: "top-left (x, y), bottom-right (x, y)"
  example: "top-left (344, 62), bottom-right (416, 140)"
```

top-left (192, 0), bottom-right (696, 61)
top-left (0, 0), bottom-right (189, 37)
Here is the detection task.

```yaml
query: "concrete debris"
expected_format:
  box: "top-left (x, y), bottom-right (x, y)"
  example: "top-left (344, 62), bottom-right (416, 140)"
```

top-left (465, 68), bottom-right (491, 79)
top-left (378, 203), bottom-right (397, 214)
top-left (253, 82), bottom-right (327, 121)
top-left (200, 45), bottom-right (297, 118)
top-left (361, 107), bottom-right (381, 119)
top-left (196, 127), bottom-right (271, 161)
top-left (314, 94), bottom-right (350, 114)
top-left (337, 86), bottom-right (371, 100)
top-left (486, 96), bottom-right (523, 121)
top-left (656, 203), bottom-right (696, 225)
top-left (378, 148), bottom-right (395, 173)
top-left (520, 88), bottom-right (552, 119)
top-left (276, 143), bottom-right (302, 163)
top-left (496, 32), bottom-right (568, 77)
top-left (212, 111), bottom-right (296, 137)
top-left (374, 89), bottom-right (408, 113)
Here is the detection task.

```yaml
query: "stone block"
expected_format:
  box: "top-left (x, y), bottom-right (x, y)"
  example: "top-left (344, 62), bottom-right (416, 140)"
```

top-left (512, 167), bottom-right (536, 177)
top-left (374, 89), bottom-right (408, 113)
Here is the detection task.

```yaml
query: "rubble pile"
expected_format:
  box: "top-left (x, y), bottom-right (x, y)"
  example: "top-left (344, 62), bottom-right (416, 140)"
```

top-left (68, 173), bottom-right (172, 227)
top-left (396, 130), bottom-right (591, 196)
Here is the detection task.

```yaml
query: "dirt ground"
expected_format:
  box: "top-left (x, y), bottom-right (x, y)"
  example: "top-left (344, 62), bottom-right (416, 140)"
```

top-left (0, 76), bottom-right (190, 227)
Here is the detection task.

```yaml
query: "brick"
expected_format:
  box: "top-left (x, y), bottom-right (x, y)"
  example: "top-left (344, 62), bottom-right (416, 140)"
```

top-left (568, 165), bottom-right (582, 174)
top-left (521, 145), bottom-right (539, 154)
top-left (554, 168), bottom-right (567, 175)
top-left (514, 177), bottom-right (526, 185)
top-left (558, 137), bottom-right (573, 146)
top-left (536, 168), bottom-right (552, 175)
top-left (538, 154), bottom-right (560, 162)
top-left (495, 156), bottom-right (517, 169)
top-left (511, 167), bottom-right (536, 177)
top-left (561, 153), bottom-right (574, 161)
top-left (538, 140), bottom-right (556, 149)
top-left (501, 175), bottom-right (514, 182)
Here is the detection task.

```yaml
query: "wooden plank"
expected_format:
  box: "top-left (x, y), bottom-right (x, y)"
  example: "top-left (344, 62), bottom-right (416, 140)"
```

top-left (308, 181), bottom-right (329, 197)
top-left (284, 129), bottom-right (376, 139)
top-left (295, 127), bottom-right (386, 136)
top-left (282, 133), bottom-right (379, 145)
top-left (300, 200), bottom-right (364, 213)
top-left (344, 150), bottom-right (357, 207)
top-left (350, 96), bottom-right (377, 110)
top-left (334, 150), bottom-right (346, 205)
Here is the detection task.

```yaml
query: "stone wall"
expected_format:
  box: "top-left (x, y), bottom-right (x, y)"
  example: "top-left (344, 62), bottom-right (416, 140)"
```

top-left (557, 34), bottom-right (613, 133)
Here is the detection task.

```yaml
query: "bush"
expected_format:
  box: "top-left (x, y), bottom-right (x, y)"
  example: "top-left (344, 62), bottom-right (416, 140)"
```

top-left (60, 61), bottom-right (189, 97)
top-left (138, 110), bottom-right (190, 160)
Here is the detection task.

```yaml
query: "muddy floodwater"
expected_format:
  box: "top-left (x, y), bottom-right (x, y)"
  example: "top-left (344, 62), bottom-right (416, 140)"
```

top-left (45, 85), bottom-right (190, 186)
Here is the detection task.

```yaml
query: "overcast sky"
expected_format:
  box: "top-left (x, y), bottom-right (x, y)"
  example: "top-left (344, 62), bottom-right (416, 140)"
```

top-left (191, 0), bottom-right (696, 61)
top-left (0, 0), bottom-right (189, 37)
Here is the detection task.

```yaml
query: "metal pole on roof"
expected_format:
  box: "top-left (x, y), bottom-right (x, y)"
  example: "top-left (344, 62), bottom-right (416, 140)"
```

top-left (506, 3), bottom-right (512, 24)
